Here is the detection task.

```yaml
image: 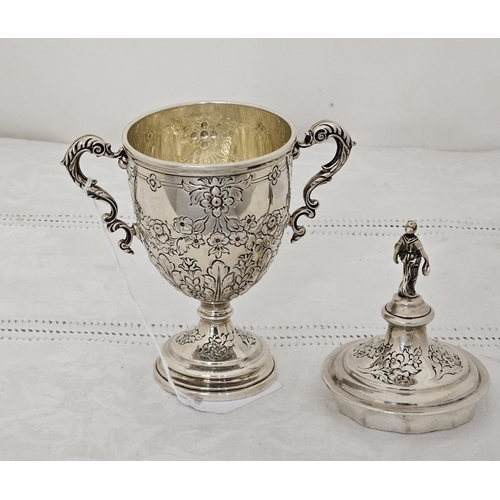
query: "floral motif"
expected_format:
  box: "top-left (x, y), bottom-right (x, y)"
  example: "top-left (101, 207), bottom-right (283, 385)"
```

top-left (201, 186), bottom-right (228, 217)
top-left (261, 212), bottom-right (280, 237)
top-left (176, 327), bottom-right (204, 345)
top-left (148, 219), bottom-right (171, 244)
top-left (227, 253), bottom-right (262, 298)
top-left (182, 175), bottom-right (251, 219)
top-left (145, 233), bottom-right (281, 302)
top-left (237, 329), bottom-right (257, 348)
top-left (173, 216), bottom-right (195, 235)
top-left (171, 258), bottom-right (204, 299)
top-left (174, 117), bottom-right (239, 164)
top-left (185, 234), bottom-right (205, 249)
top-left (207, 232), bottom-right (230, 258)
top-left (353, 338), bottom-right (388, 359)
top-left (147, 173), bottom-right (162, 192)
top-left (176, 326), bottom-right (257, 358)
top-left (136, 173), bottom-right (289, 303)
top-left (356, 339), bottom-right (423, 386)
top-left (428, 341), bottom-right (463, 380)
top-left (242, 214), bottom-right (257, 231)
top-left (268, 165), bottom-right (281, 185)
top-left (189, 121), bottom-right (217, 148)
top-left (229, 230), bottom-right (248, 247)
top-left (193, 330), bottom-right (236, 362)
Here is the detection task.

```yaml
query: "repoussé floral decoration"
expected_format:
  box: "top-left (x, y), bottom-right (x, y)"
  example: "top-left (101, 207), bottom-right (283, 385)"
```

top-left (135, 174), bottom-right (289, 302)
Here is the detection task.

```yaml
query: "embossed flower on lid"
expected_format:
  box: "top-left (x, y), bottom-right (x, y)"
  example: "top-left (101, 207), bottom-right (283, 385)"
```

top-left (388, 368), bottom-right (413, 386)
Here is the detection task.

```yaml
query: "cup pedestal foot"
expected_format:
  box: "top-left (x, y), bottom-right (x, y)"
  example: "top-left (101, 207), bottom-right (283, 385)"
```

top-left (154, 301), bottom-right (277, 402)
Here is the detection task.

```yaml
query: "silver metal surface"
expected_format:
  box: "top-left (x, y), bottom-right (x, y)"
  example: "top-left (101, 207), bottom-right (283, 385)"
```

top-left (62, 135), bottom-right (135, 253)
top-left (290, 121), bottom-right (354, 242)
top-left (62, 101), bottom-right (354, 401)
top-left (393, 220), bottom-right (430, 298)
top-left (321, 221), bottom-right (490, 433)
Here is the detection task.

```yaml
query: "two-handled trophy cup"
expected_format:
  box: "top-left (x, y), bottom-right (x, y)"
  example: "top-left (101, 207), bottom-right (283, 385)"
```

top-left (62, 102), bottom-right (355, 402)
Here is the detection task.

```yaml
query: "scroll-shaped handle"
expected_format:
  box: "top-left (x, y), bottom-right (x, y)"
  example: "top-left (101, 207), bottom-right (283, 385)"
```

top-left (61, 135), bottom-right (136, 254)
top-left (289, 121), bottom-right (355, 243)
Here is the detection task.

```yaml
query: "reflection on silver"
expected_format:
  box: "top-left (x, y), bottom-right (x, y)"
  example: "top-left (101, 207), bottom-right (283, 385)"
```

top-left (321, 221), bottom-right (489, 433)
top-left (62, 101), bottom-right (355, 402)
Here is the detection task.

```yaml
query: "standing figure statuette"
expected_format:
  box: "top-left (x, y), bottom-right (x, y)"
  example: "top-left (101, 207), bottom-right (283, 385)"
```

top-left (393, 220), bottom-right (430, 298)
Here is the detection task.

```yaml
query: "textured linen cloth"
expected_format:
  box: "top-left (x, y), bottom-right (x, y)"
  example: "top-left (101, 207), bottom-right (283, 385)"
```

top-left (0, 137), bottom-right (499, 460)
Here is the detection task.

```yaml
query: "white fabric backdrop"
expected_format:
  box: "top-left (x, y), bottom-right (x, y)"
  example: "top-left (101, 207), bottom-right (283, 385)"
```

top-left (0, 137), bottom-right (499, 459)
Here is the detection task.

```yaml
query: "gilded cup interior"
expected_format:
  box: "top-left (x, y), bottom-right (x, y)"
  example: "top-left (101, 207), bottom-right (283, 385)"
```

top-left (126, 102), bottom-right (292, 165)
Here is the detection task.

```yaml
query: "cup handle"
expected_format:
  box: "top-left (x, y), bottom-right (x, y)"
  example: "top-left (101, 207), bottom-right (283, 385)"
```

top-left (289, 121), bottom-right (355, 243)
top-left (61, 135), bottom-right (136, 254)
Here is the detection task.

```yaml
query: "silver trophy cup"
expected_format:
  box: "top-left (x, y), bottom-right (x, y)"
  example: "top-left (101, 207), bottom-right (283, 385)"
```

top-left (62, 102), bottom-right (354, 401)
